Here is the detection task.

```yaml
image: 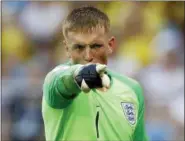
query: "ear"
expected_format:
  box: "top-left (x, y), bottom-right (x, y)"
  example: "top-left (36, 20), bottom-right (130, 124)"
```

top-left (108, 36), bottom-right (115, 54)
top-left (63, 40), bottom-right (71, 58)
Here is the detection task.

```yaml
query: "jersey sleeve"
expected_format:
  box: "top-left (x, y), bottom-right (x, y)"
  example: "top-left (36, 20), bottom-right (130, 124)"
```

top-left (132, 83), bottom-right (148, 141)
top-left (43, 64), bottom-right (81, 109)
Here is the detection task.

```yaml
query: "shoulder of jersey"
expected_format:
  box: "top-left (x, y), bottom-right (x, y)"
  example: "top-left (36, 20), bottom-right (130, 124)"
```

top-left (51, 61), bottom-right (71, 73)
top-left (108, 70), bottom-right (144, 104)
top-left (108, 69), bottom-right (143, 101)
top-left (108, 69), bottom-right (138, 85)
top-left (52, 65), bottom-right (70, 73)
top-left (45, 64), bottom-right (70, 78)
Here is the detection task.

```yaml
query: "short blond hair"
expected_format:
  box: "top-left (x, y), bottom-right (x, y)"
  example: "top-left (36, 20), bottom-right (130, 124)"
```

top-left (62, 6), bottom-right (110, 38)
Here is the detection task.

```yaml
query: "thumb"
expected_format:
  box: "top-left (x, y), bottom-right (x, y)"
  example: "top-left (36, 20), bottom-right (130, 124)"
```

top-left (96, 64), bottom-right (107, 77)
top-left (101, 74), bottom-right (111, 89)
top-left (81, 79), bottom-right (90, 93)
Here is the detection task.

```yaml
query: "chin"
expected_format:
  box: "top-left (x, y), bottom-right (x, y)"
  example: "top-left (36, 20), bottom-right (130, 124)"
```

top-left (89, 61), bottom-right (107, 65)
top-left (76, 61), bottom-right (107, 65)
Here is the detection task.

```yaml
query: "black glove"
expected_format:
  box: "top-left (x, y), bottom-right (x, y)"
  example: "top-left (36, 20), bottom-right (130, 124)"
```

top-left (74, 63), bottom-right (110, 93)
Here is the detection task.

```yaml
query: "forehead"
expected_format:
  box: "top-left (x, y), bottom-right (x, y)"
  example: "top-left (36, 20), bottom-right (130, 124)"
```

top-left (66, 27), bottom-right (107, 44)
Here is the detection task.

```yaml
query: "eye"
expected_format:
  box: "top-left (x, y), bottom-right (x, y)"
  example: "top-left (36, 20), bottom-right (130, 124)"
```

top-left (90, 44), bottom-right (103, 49)
top-left (74, 44), bottom-right (85, 50)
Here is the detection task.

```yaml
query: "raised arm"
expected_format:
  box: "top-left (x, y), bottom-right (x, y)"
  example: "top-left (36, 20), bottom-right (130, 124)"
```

top-left (43, 64), bottom-right (82, 109)
top-left (43, 64), bottom-right (110, 109)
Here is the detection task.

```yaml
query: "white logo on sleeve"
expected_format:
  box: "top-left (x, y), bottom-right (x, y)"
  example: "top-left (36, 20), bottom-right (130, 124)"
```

top-left (121, 102), bottom-right (136, 125)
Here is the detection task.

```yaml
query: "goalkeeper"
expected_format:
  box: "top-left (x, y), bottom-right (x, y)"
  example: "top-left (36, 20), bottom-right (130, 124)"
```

top-left (42, 6), bottom-right (148, 141)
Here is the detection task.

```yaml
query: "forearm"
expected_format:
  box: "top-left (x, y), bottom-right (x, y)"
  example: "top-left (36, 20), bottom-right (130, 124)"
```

top-left (55, 65), bottom-right (81, 98)
top-left (43, 64), bottom-right (82, 109)
top-left (43, 63), bottom-right (109, 109)
top-left (45, 64), bottom-right (82, 99)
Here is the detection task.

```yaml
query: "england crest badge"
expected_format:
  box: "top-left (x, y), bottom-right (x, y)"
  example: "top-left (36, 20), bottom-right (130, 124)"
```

top-left (121, 102), bottom-right (136, 125)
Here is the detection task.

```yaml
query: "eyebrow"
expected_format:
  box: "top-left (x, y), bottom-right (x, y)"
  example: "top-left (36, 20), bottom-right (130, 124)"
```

top-left (89, 43), bottom-right (103, 46)
top-left (70, 43), bottom-right (86, 50)
top-left (68, 37), bottom-right (105, 48)
top-left (72, 43), bottom-right (86, 47)
top-left (72, 42), bottom-right (103, 47)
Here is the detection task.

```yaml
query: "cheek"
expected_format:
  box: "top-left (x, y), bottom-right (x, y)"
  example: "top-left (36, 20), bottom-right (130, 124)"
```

top-left (70, 51), bottom-right (83, 63)
top-left (94, 48), bottom-right (108, 62)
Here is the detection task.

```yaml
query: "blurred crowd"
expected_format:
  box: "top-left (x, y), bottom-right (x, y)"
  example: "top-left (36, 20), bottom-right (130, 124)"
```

top-left (2, 1), bottom-right (184, 141)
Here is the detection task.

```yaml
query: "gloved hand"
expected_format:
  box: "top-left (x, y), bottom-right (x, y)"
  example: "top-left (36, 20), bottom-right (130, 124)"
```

top-left (74, 63), bottom-right (110, 93)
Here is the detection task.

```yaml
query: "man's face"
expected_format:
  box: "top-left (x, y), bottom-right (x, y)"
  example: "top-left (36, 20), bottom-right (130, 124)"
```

top-left (64, 28), bottom-right (115, 65)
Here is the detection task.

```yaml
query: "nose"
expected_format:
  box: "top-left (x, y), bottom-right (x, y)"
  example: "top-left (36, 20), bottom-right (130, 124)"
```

top-left (84, 47), bottom-right (93, 62)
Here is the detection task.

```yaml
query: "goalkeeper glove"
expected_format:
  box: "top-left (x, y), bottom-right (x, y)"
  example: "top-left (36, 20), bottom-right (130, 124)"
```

top-left (74, 63), bottom-right (110, 93)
